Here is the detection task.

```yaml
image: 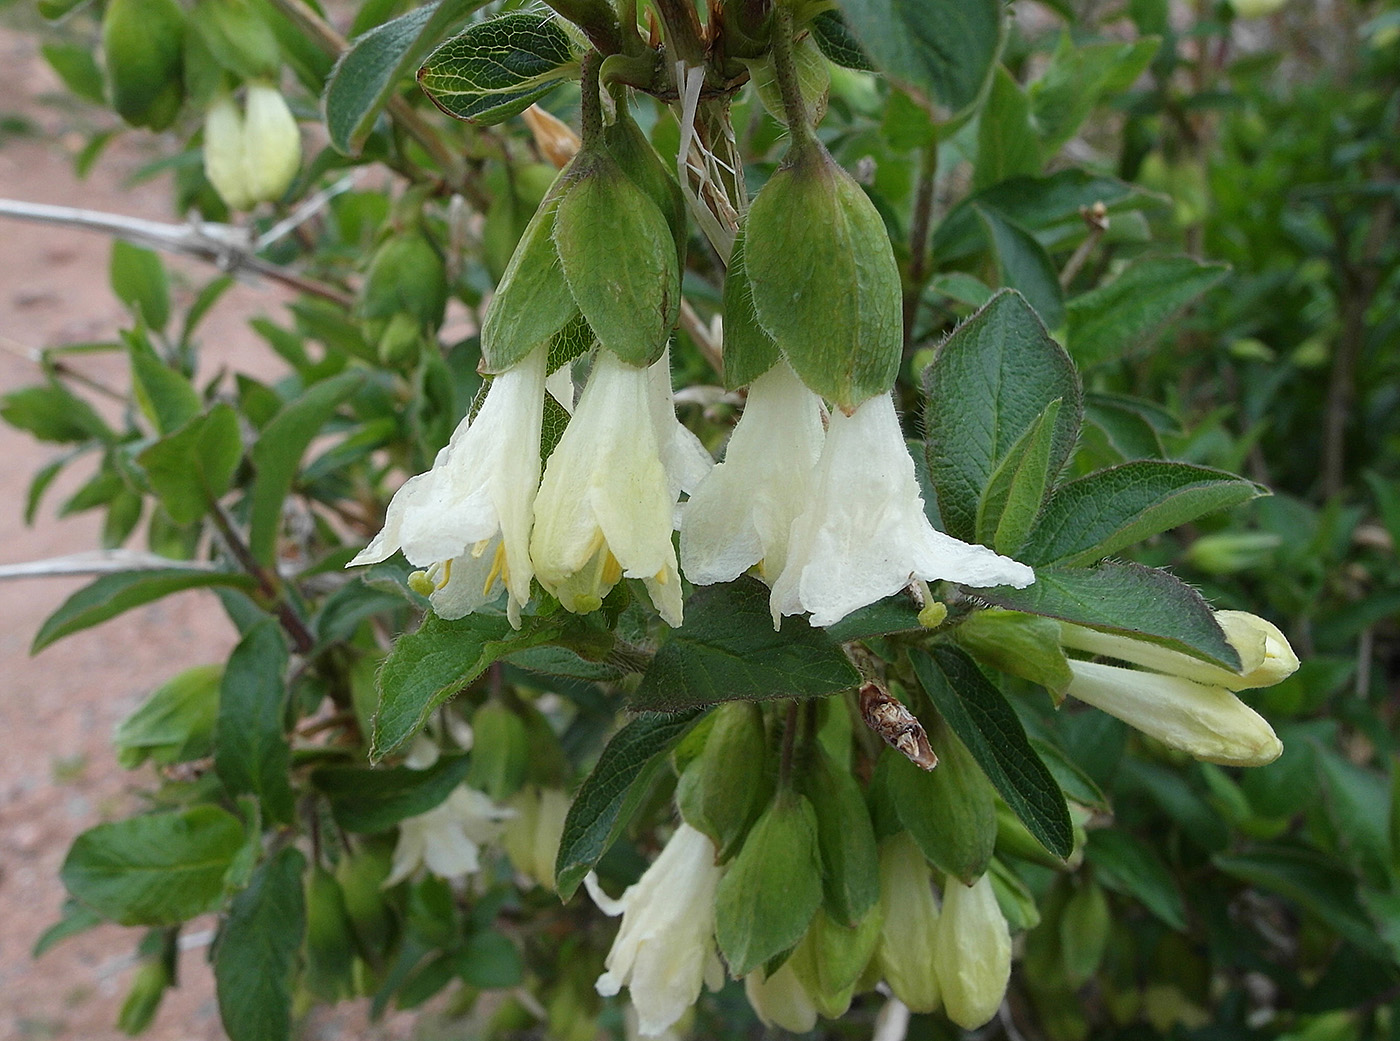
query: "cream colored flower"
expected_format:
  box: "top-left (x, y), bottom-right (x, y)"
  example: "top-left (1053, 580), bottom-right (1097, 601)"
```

top-left (770, 392), bottom-right (1034, 627)
top-left (933, 873), bottom-right (1012, 1030)
top-left (349, 344), bottom-right (547, 626)
top-left (383, 785), bottom-right (514, 887)
top-left (586, 824), bottom-right (725, 1037)
top-left (501, 785), bottom-right (570, 891)
top-left (530, 350), bottom-right (688, 625)
top-left (203, 83), bottom-right (301, 210)
top-left (744, 960), bottom-right (818, 1033)
top-left (681, 361), bottom-right (825, 585)
top-left (1059, 611), bottom-right (1297, 767)
top-left (874, 832), bottom-right (941, 1014)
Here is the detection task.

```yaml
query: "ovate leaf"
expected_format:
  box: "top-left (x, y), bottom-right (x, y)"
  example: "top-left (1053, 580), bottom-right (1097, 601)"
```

top-left (1022, 461), bottom-right (1266, 566)
top-left (418, 13), bottom-right (576, 124)
top-left (34, 569), bottom-right (258, 652)
top-left (137, 404), bottom-right (243, 525)
top-left (1066, 255), bottom-right (1228, 367)
top-left (323, 0), bottom-right (489, 154)
top-left (974, 206), bottom-right (1065, 330)
top-left (630, 578), bottom-right (861, 713)
top-left (215, 847), bottom-right (306, 1041)
top-left (922, 290), bottom-right (1081, 541)
top-left (372, 612), bottom-right (560, 759)
top-left (834, 0), bottom-right (1001, 118)
top-left (911, 647), bottom-right (1073, 858)
top-left (555, 709), bottom-right (706, 899)
top-left (61, 806), bottom-right (245, 925)
top-left (978, 561), bottom-right (1240, 669)
top-left (215, 619), bottom-right (295, 824)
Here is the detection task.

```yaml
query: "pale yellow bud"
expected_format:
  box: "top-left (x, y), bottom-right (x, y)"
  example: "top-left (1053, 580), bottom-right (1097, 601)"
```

top-left (744, 960), bottom-right (818, 1034)
top-left (242, 83), bottom-right (301, 203)
top-left (1065, 659), bottom-right (1282, 766)
top-left (934, 873), bottom-right (1011, 1030)
top-left (1060, 611), bottom-right (1297, 692)
top-left (874, 833), bottom-right (941, 1013)
top-left (1231, 0), bottom-right (1287, 17)
top-left (203, 94), bottom-right (255, 211)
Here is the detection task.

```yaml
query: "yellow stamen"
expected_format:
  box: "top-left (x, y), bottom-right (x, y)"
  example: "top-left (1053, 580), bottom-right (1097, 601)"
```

top-left (653, 566), bottom-right (669, 585)
top-left (482, 541), bottom-right (509, 597)
top-left (435, 558), bottom-right (453, 590)
top-left (470, 539), bottom-right (491, 559)
top-left (601, 550), bottom-right (622, 587)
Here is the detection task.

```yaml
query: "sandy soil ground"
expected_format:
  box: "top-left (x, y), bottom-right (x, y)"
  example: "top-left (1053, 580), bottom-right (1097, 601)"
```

top-left (0, 20), bottom-right (412, 1041)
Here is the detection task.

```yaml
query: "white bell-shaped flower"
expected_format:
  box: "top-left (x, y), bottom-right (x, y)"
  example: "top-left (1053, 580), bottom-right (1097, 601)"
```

top-left (383, 785), bottom-right (514, 888)
top-left (770, 392), bottom-right (1035, 628)
top-left (681, 361), bottom-right (825, 585)
top-left (586, 824), bottom-right (725, 1037)
top-left (933, 873), bottom-right (1012, 1030)
top-left (349, 344), bottom-right (547, 626)
top-left (530, 349), bottom-right (687, 625)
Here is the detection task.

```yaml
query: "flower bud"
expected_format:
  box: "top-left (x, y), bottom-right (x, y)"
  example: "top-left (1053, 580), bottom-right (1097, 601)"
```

top-left (677, 701), bottom-right (771, 860)
top-left (242, 83), bottom-right (302, 202)
top-left (874, 832), bottom-right (941, 1013)
top-left (934, 873), bottom-right (1012, 1030)
top-left (304, 865), bottom-right (357, 1001)
top-left (503, 784), bottom-right (570, 891)
top-left (789, 907), bottom-right (884, 1019)
top-left (1064, 659), bottom-right (1282, 766)
top-left (742, 142), bottom-right (902, 411)
top-left (102, 0), bottom-right (185, 131)
top-left (118, 956), bottom-right (171, 1034)
top-left (745, 959), bottom-right (819, 1033)
top-left (359, 231), bottom-right (449, 331)
top-left (202, 84), bottom-right (302, 210)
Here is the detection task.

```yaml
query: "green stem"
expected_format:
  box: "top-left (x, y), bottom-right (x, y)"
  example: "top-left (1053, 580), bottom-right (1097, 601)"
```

top-left (770, 6), bottom-right (817, 155)
top-left (540, 0), bottom-right (624, 54)
top-left (903, 134), bottom-right (939, 346)
top-left (579, 51), bottom-right (604, 147)
top-left (652, 0), bottom-right (706, 66)
top-left (208, 501), bottom-right (316, 655)
top-left (778, 700), bottom-right (800, 789)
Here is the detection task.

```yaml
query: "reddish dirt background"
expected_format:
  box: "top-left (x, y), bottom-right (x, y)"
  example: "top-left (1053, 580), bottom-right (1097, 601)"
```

top-left (0, 21), bottom-right (414, 1041)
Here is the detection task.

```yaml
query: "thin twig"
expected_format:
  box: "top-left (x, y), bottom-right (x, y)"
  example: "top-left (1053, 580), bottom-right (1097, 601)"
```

top-left (0, 550), bottom-right (225, 580)
top-left (0, 334), bottom-right (127, 401)
top-left (0, 198), bottom-right (353, 307)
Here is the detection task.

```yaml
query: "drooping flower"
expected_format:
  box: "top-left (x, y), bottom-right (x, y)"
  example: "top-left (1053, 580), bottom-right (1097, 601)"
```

top-left (203, 83), bottom-right (302, 211)
top-left (348, 343), bottom-right (547, 626)
top-left (744, 960), bottom-right (819, 1034)
top-left (530, 350), bottom-right (692, 625)
top-left (383, 784), bottom-right (514, 888)
top-left (1059, 611), bottom-right (1297, 767)
top-left (501, 785), bottom-right (570, 892)
top-left (873, 832), bottom-right (941, 1014)
top-left (681, 361), bottom-right (825, 585)
top-left (586, 824), bottom-right (725, 1037)
top-left (769, 392), bottom-right (1035, 628)
top-left (933, 873), bottom-right (1012, 1030)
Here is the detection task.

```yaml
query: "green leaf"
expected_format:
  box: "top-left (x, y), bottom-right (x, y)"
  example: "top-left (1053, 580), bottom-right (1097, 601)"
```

top-left (214, 847), bottom-right (306, 1041)
top-left (1, 382), bottom-right (112, 444)
top-left (130, 350), bottom-right (201, 435)
top-left (61, 806), bottom-right (246, 925)
top-left (115, 663), bottom-right (223, 768)
top-left (454, 930), bottom-right (524, 988)
top-left (834, 0), bottom-right (1001, 117)
top-left (1022, 461), bottom-right (1266, 566)
top-left (34, 569), bottom-right (258, 652)
top-left (372, 611), bottom-right (560, 759)
top-left (32, 899), bottom-right (107, 957)
top-left (809, 9), bottom-right (875, 71)
top-left (323, 0), bottom-right (488, 154)
top-left (110, 241), bottom-right (170, 330)
top-left (975, 65), bottom-right (1040, 191)
top-left (248, 371), bottom-right (363, 565)
top-left (40, 42), bottom-right (106, 105)
top-left (745, 148), bottom-right (902, 410)
top-left (714, 793), bottom-right (823, 976)
top-left (417, 13), bottom-right (575, 124)
top-left (1214, 845), bottom-right (1385, 957)
top-left (974, 206), bottom-right (1065, 330)
top-left (799, 747), bottom-right (879, 925)
top-left (555, 710), bottom-right (706, 900)
top-left (977, 561), bottom-right (1241, 669)
top-left (215, 619), bottom-right (295, 825)
top-left (630, 578), bottom-right (861, 713)
top-left (1031, 34), bottom-right (1160, 153)
top-left (976, 399), bottom-right (1061, 555)
top-left (313, 754), bottom-right (473, 833)
top-left (720, 227), bottom-right (781, 390)
top-left (1066, 255), bottom-right (1228, 367)
top-left (1313, 746), bottom-right (1393, 889)
top-left (1087, 829), bottom-right (1185, 931)
top-left (911, 647), bottom-right (1073, 859)
top-left (138, 404), bottom-right (244, 525)
top-left (188, 0), bottom-right (281, 81)
top-left (553, 155), bottom-right (679, 368)
top-left (922, 290), bottom-right (1081, 542)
